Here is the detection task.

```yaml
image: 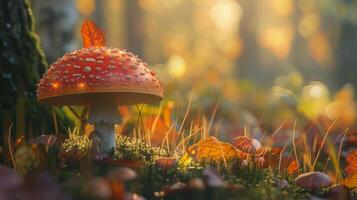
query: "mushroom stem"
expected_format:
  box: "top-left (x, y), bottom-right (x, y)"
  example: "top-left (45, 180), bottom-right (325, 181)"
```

top-left (88, 97), bottom-right (121, 154)
top-left (94, 122), bottom-right (116, 153)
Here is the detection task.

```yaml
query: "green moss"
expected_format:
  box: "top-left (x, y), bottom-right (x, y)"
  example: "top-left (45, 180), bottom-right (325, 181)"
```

top-left (114, 135), bottom-right (171, 164)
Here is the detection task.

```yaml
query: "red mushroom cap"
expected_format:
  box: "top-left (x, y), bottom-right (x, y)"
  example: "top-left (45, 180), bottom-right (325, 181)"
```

top-left (37, 47), bottom-right (163, 106)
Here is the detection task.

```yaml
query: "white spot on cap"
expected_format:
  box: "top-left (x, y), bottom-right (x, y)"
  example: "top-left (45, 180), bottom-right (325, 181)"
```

top-left (85, 58), bottom-right (96, 62)
top-left (83, 66), bottom-right (92, 72)
top-left (108, 65), bottom-right (116, 70)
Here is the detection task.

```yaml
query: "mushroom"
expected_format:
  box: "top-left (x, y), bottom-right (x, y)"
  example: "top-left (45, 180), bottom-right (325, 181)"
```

top-left (29, 135), bottom-right (57, 146)
top-left (232, 136), bottom-right (263, 155)
top-left (295, 172), bottom-right (332, 190)
top-left (203, 168), bottom-right (227, 188)
top-left (37, 20), bottom-right (163, 154)
top-left (327, 184), bottom-right (350, 200)
top-left (107, 167), bottom-right (137, 182)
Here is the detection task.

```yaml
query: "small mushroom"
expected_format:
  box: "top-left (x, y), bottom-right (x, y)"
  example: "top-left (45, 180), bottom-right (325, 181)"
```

top-left (327, 184), bottom-right (350, 200)
top-left (29, 135), bottom-right (57, 146)
top-left (203, 168), bottom-right (226, 188)
top-left (107, 167), bottom-right (137, 182)
top-left (164, 182), bottom-right (187, 196)
top-left (295, 172), bottom-right (332, 190)
top-left (232, 136), bottom-right (263, 155)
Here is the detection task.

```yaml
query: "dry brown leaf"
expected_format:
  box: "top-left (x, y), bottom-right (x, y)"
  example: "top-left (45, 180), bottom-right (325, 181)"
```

top-left (187, 136), bottom-right (248, 162)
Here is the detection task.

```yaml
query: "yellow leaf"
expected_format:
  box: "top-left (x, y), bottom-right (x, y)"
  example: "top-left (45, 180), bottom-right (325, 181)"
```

top-left (186, 136), bottom-right (248, 162)
top-left (340, 173), bottom-right (357, 189)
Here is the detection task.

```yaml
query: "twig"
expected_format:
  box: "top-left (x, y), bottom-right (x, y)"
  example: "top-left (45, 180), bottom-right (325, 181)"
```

top-left (52, 107), bottom-right (58, 136)
top-left (312, 120), bottom-right (336, 169)
top-left (292, 120), bottom-right (300, 174)
top-left (336, 129), bottom-right (349, 181)
top-left (7, 124), bottom-right (16, 171)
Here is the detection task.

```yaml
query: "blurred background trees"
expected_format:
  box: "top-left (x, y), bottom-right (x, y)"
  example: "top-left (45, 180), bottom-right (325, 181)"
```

top-left (2, 0), bottom-right (357, 156)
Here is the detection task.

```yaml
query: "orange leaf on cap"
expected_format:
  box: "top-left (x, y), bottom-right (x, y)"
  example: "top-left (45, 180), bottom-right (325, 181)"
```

top-left (81, 20), bottom-right (105, 48)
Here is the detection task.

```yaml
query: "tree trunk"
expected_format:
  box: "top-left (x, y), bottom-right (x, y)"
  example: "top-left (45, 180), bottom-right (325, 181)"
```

top-left (0, 0), bottom-right (48, 163)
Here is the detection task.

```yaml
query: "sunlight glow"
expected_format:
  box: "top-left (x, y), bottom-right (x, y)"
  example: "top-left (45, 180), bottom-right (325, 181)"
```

top-left (76, 0), bottom-right (96, 16)
top-left (168, 55), bottom-right (186, 79)
top-left (258, 26), bottom-right (294, 58)
top-left (78, 82), bottom-right (86, 89)
top-left (309, 84), bottom-right (323, 98)
top-left (269, 0), bottom-right (294, 17)
top-left (308, 32), bottom-right (331, 65)
top-left (210, 0), bottom-right (242, 31)
top-left (51, 82), bottom-right (59, 89)
top-left (298, 82), bottom-right (329, 119)
top-left (298, 13), bottom-right (320, 37)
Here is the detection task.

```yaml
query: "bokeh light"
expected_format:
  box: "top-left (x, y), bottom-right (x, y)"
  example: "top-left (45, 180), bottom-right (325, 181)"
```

top-left (258, 26), bottom-right (294, 58)
top-left (210, 0), bottom-right (243, 31)
top-left (167, 55), bottom-right (186, 79)
top-left (76, 0), bottom-right (96, 16)
top-left (298, 13), bottom-right (320, 37)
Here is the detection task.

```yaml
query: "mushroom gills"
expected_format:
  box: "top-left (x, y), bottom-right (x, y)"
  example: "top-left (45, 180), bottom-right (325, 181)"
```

top-left (88, 98), bottom-right (121, 154)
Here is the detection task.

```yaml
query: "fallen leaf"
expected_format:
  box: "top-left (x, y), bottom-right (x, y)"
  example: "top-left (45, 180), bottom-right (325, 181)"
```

top-left (262, 147), bottom-right (283, 168)
top-left (81, 20), bottom-right (105, 48)
top-left (345, 150), bottom-right (357, 174)
top-left (187, 136), bottom-right (248, 162)
top-left (287, 160), bottom-right (298, 174)
top-left (341, 173), bottom-right (357, 189)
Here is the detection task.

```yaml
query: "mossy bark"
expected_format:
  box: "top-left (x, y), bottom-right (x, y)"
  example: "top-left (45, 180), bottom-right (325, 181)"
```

top-left (0, 0), bottom-right (48, 163)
